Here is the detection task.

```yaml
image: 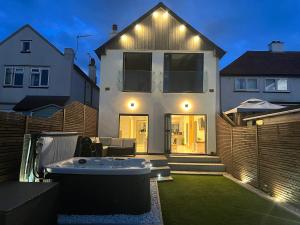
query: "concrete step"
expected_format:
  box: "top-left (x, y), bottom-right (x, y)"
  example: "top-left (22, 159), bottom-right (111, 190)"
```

top-left (150, 166), bottom-right (171, 178)
top-left (168, 155), bottom-right (221, 163)
top-left (150, 159), bottom-right (169, 167)
top-left (168, 162), bottom-right (225, 172)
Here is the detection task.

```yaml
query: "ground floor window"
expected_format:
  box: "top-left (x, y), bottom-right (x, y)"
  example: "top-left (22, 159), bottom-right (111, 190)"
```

top-left (119, 115), bottom-right (148, 153)
top-left (168, 114), bottom-right (206, 154)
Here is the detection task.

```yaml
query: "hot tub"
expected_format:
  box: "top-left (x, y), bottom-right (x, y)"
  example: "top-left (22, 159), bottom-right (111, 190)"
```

top-left (45, 157), bottom-right (151, 215)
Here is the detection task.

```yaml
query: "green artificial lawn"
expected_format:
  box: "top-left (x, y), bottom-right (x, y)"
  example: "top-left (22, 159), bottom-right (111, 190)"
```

top-left (158, 175), bottom-right (300, 225)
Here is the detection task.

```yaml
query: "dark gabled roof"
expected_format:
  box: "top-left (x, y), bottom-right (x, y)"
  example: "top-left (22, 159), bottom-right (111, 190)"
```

top-left (221, 51), bottom-right (300, 76)
top-left (95, 2), bottom-right (225, 58)
top-left (73, 65), bottom-right (99, 90)
top-left (13, 96), bottom-right (69, 111)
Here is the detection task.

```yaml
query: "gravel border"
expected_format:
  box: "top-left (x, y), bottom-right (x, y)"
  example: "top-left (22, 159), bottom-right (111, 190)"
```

top-left (58, 179), bottom-right (163, 225)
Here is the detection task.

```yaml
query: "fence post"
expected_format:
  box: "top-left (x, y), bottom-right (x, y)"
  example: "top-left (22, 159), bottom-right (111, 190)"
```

top-left (83, 105), bottom-right (86, 136)
top-left (256, 125), bottom-right (260, 188)
top-left (62, 108), bottom-right (66, 132)
top-left (230, 127), bottom-right (233, 174)
top-left (24, 116), bottom-right (29, 134)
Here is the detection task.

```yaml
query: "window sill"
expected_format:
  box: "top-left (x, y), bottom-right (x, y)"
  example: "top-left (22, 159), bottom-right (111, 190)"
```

top-left (3, 85), bottom-right (23, 88)
top-left (122, 90), bottom-right (152, 93)
top-left (234, 90), bottom-right (260, 92)
top-left (263, 90), bottom-right (290, 93)
top-left (163, 91), bottom-right (204, 93)
top-left (29, 86), bottom-right (49, 89)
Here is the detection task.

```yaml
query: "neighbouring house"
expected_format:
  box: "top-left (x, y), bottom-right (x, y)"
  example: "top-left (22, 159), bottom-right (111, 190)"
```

top-left (0, 24), bottom-right (99, 117)
top-left (95, 2), bottom-right (225, 155)
top-left (220, 41), bottom-right (300, 112)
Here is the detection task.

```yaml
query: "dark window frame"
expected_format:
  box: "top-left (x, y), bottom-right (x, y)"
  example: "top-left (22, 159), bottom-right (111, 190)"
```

top-left (163, 53), bottom-right (204, 93)
top-left (123, 52), bottom-right (152, 93)
top-left (21, 40), bottom-right (32, 53)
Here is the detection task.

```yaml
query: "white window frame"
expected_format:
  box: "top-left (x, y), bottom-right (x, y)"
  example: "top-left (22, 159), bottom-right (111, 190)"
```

top-left (264, 78), bottom-right (288, 92)
top-left (30, 68), bottom-right (50, 87)
top-left (234, 78), bottom-right (259, 91)
top-left (3, 67), bottom-right (24, 87)
top-left (21, 40), bottom-right (31, 53)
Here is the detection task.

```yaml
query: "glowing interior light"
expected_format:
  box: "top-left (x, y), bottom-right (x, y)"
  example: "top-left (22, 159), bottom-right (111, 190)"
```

top-left (256, 120), bottom-right (264, 126)
top-left (179, 24), bottom-right (186, 32)
top-left (153, 11), bottom-right (159, 18)
top-left (135, 24), bottom-right (141, 31)
top-left (157, 173), bottom-right (161, 178)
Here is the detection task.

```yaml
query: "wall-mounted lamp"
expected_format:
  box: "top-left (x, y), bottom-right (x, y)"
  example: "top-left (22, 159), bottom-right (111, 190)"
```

top-left (163, 11), bottom-right (169, 18)
top-left (120, 34), bottom-right (128, 41)
top-left (179, 24), bottom-right (186, 32)
top-left (152, 11), bottom-right (159, 18)
top-left (194, 35), bottom-right (200, 41)
top-left (256, 120), bottom-right (264, 126)
top-left (135, 24), bottom-right (141, 31)
top-left (182, 101), bottom-right (191, 111)
top-left (128, 101), bottom-right (137, 110)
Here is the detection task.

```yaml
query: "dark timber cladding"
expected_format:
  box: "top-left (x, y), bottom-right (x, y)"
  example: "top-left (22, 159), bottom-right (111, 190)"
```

top-left (95, 2), bottom-right (225, 58)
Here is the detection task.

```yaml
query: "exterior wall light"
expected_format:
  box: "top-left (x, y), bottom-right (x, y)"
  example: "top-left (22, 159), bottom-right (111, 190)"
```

top-left (182, 101), bottom-right (191, 111)
top-left (128, 101), bottom-right (137, 110)
top-left (163, 11), bottom-right (169, 18)
top-left (256, 120), bottom-right (264, 126)
top-left (121, 34), bottom-right (128, 41)
top-left (153, 11), bottom-right (159, 18)
top-left (179, 24), bottom-right (186, 32)
top-left (135, 24), bottom-right (141, 31)
top-left (194, 35), bottom-right (200, 41)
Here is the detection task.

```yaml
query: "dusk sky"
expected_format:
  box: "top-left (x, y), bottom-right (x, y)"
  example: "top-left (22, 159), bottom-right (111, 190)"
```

top-left (1, 0), bottom-right (300, 84)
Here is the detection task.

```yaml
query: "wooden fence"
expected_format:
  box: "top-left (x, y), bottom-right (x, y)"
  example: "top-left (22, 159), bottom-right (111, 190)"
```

top-left (217, 115), bottom-right (300, 208)
top-left (0, 101), bottom-right (98, 182)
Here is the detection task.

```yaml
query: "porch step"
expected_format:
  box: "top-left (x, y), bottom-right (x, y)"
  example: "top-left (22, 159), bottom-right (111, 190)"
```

top-left (168, 162), bottom-right (225, 172)
top-left (168, 155), bottom-right (221, 163)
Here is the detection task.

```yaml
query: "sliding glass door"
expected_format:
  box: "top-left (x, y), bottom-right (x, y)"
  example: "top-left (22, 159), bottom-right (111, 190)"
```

top-left (168, 114), bottom-right (206, 154)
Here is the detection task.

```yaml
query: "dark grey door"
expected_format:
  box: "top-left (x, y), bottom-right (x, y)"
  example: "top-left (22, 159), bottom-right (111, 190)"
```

top-left (164, 114), bottom-right (171, 154)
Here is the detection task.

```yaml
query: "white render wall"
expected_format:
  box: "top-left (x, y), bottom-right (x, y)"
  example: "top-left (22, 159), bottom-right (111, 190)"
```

top-left (99, 49), bottom-right (219, 154)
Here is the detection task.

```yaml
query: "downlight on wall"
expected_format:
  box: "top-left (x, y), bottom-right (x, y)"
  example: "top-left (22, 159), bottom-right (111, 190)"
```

top-left (181, 101), bottom-right (192, 111)
top-left (128, 100), bottom-right (137, 110)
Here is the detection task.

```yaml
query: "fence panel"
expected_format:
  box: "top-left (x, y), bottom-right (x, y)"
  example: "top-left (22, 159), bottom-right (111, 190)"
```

top-left (0, 101), bottom-right (98, 183)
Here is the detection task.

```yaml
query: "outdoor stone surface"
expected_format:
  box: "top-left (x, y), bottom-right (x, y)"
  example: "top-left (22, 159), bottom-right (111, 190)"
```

top-left (58, 180), bottom-right (162, 225)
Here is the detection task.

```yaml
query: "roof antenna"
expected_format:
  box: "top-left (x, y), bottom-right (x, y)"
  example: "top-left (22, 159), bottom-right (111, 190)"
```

top-left (75, 34), bottom-right (93, 59)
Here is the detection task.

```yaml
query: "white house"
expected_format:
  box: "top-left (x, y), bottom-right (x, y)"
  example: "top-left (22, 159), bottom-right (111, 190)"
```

top-left (95, 3), bottom-right (225, 155)
top-left (0, 25), bottom-right (99, 116)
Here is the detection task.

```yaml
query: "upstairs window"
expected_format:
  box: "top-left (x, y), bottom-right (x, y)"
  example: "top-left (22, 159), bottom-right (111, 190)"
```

top-left (265, 78), bottom-right (288, 92)
top-left (164, 53), bottom-right (204, 93)
top-left (21, 40), bottom-right (31, 53)
top-left (235, 78), bottom-right (258, 91)
top-left (30, 68), bottom-right (49, 87)
top-left (4, 67), bottom-right (24, 87)
top-left (123, 52), bottom-right (152, 92)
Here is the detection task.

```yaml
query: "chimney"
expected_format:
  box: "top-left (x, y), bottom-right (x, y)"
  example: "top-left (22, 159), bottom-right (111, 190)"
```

top-left (88, 58), bottom-right (96, 83)
top-left (64, 48), bottom-right (75, 63)
top-left (110, 24), bottom-right (118, 38)
top-left (268, 41), bottom-right (284, 52)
